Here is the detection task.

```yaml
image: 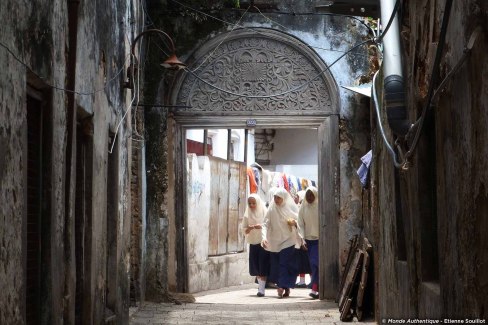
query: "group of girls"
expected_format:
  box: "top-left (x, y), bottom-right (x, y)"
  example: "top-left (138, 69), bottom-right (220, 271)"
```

top-left (241, 186), bottom-right (320, 299)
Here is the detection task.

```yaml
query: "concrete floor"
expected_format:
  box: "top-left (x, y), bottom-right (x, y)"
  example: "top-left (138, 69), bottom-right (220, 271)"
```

top-left (129, 283), bottom-right (376, 324)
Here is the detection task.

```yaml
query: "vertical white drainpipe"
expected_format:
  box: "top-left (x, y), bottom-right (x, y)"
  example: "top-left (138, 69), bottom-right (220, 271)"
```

top-left (380, 0), bottom-right (411, 136)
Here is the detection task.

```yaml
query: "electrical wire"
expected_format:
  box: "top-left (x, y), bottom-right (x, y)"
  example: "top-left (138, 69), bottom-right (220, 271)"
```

top-left (110, 58), bottom-right (137, 154)
top-left (0, 40), bottom-right (130, 96)
top-left (183, 38), bottom-right (372, 98)
top-left (132, 10), bottom-right (147, 139)
top-left (431, 26), bottom-right (481, 103)
top-left (252, 5), bottom-right (288, 30)
top-left (111, 5), bottom-right (147, 152)
top-left (403, 0), bottom-right (453, 160)
top-left (188, 5), bottom-right (250, 72)
top-left (170, 0), bottom-right (372, 57)
top-left (375, 0), bottom-right (400, 43)
top-left (201, 3), bottom-right (376, 37)
top-left (371, 71), bottom-right (405, 168)
top-left (251, 5), bottom-right (370, 57)
top-left (141, 0), bottom-right (156, 28)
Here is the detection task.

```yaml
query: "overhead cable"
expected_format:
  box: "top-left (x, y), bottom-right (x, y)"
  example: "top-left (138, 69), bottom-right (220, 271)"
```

top-left (183, 38), bottom-right (372, 98)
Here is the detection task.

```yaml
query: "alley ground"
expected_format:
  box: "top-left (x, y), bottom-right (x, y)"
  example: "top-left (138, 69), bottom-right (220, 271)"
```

top-left (129, 283), bottom-right (376, 324)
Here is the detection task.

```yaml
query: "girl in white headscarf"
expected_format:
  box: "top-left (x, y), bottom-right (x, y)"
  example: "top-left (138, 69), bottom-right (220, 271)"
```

top-left (261, 187), bottom-right (300, 298)
top-left (241, 194), bottom-right (269, 297)
top-left (298, 186), bottom-right (320, 299)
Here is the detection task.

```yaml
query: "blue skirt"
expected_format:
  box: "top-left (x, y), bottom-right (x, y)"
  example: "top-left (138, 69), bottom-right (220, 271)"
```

top-left (249, 243), bottom-right (270, 276)
top-left (268, 245), bottom-right (299, 289)
top-left (306, 239), bottom-right (319, 289)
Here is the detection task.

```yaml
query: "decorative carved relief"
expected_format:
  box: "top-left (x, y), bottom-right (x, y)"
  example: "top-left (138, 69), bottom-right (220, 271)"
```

top-left (175, 33), bottom-right (334, 114)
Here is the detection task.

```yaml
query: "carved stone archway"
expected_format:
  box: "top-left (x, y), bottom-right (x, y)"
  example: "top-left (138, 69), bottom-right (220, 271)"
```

top-left (168, 28), bottom-right (340, 298)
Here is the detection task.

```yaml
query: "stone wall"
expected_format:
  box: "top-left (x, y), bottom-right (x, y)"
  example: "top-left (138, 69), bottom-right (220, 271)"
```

top-left (0, 0), bottom-right (141, 323)
top-left (373, 0), bottom-right (488, 320)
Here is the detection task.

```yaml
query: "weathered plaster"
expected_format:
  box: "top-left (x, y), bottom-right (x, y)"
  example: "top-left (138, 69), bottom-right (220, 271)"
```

top-left (374, 0), bottom-right (488, 319)
top-left (0, 0), bottom-right (138, 323)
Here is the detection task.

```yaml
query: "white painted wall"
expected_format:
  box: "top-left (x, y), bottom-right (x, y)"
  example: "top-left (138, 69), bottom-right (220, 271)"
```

top-left (262, 128), bottom-right (319, 182)
top-left (270, 128), bottom-right (318, 165)
top-left (186, 129), bottom-right (205, 143)
top-left (186, 129), bottom-right (255, 164)
top-left (187, 154), bottom-right (211, 293)
top-left (187, 154), bottom-right (211, 265)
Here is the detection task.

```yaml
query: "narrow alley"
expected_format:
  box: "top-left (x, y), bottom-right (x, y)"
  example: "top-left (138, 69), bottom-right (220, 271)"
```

top-left (1, 0), bottom-right (488, 324)
top-left (129, 284), bottom-right (374, 324)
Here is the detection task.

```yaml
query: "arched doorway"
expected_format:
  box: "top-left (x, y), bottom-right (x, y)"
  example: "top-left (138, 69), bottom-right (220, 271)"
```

top-left (168, 28), bottom-right (340, 299)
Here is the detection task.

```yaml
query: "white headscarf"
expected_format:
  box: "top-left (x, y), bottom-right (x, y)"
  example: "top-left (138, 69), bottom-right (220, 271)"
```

top-left (271, 187), bottom-right (299, 215)
top-left (262, 187), bottom-right (299, 252)
top-left (298, 186), bottom-right (319, 240)
top-left (242, 194), bottom-right (267, 245)
top-left (244, 194), bottom-right (267, 225)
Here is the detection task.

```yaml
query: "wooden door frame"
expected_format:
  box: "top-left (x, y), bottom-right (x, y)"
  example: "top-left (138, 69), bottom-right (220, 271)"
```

top-left (167, 27), bottom-right (342, 298)
top-left (170, 115), bottom-right (340, 298)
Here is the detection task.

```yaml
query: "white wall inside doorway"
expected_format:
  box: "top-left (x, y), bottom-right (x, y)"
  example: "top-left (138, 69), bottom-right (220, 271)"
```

top-left (266, 128), bottom-right (318, 182)
top-left (186, 129), bottom-right (256, 163)
top-left (270, 128), bottom-right (318, 165)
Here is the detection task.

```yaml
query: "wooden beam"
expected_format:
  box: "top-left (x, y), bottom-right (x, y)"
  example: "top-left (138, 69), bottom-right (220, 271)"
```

top-left (318, 115), bottom-right (340, 299)
top-left (203, 129), bottom-right (208, 156)
top-left (227, 129), bottom-right (232, 160)
top-left (244, 129), bottom-right (248, 163)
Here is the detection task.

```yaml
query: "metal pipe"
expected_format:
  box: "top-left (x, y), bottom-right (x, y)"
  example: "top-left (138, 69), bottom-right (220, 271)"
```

top-left (380, 0), bottom-right (411, 136)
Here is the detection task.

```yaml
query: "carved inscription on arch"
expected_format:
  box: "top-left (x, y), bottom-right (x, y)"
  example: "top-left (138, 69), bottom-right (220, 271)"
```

top-left (174, 32), bottom-right (335, 115)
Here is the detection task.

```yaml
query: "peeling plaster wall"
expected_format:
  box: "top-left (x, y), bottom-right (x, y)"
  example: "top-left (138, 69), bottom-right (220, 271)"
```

top-left (374, 0), bottom-right (488, 319)
top-left (0, 0), bottom-right (139, 323)
top-left (74, 1), bottom-right (136, 322)
top-left (187, 154), bottom-right (211, 292)
top-left (186, 155), bottom-right (252, 293)
top-left (0, 1), bottom-right (68, 323)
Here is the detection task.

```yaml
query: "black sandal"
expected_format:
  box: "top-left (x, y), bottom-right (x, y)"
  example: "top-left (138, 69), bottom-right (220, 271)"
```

top-left (283, 288), bottom-right (290, 297)
top-left (277, 288), bottom-right (284, 298)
